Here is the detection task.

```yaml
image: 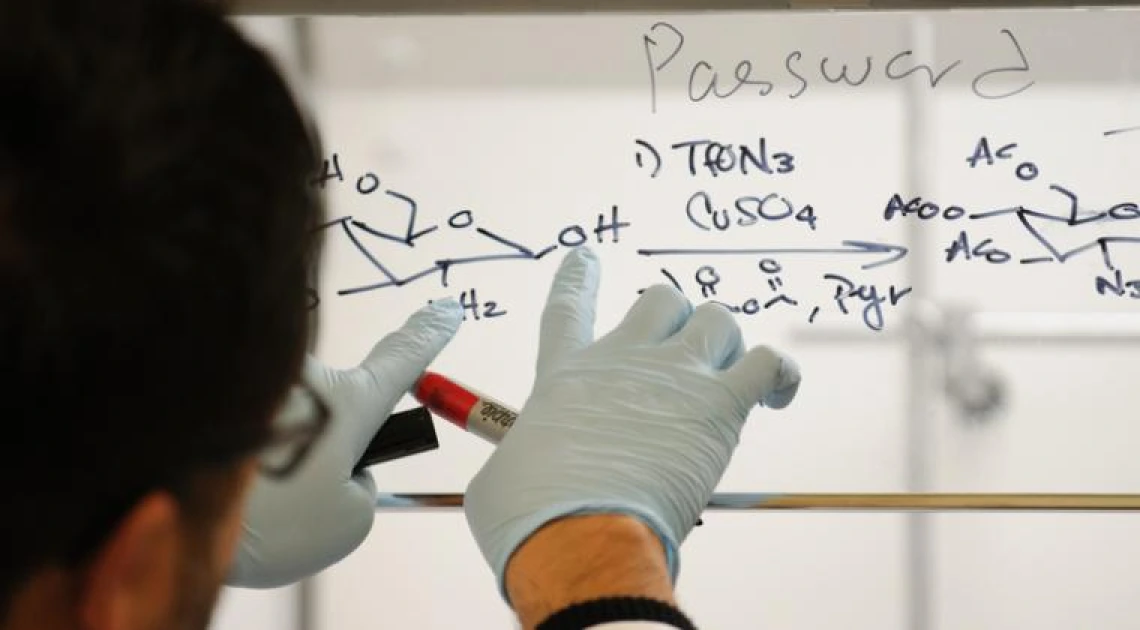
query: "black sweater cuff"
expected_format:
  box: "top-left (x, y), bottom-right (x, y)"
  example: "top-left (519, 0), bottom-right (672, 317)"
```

top-left (536, 596), bottom-right (699, 630)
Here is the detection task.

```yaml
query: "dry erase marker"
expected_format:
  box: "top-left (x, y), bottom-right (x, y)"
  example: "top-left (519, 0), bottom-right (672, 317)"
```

top-left (413, 371), bottom-right (516, 443)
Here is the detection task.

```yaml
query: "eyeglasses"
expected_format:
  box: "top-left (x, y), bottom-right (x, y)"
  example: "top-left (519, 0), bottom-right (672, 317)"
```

top-left (257, 379), bottom-right (330, 479)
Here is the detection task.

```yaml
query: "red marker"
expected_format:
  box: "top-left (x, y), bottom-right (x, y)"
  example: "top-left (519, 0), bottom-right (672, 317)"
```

top-left (413, 372), bottom-right (517, 443)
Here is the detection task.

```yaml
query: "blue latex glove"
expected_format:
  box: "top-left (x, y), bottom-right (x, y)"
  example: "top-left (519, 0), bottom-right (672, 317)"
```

top-left (464, 247), bottom-right (801, 596)
top-left (227, 299), bottom-right (463, 588)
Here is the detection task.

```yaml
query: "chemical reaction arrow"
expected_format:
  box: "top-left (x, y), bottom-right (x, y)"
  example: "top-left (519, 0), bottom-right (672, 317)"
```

top-left (636, 240), bottom-right (909, 270)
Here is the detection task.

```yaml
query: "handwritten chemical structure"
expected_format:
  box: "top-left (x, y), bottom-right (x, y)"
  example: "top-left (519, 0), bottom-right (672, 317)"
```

top-left (886, 137), bottom-right (1140, 277)
top-left (307, 24), bottom-right (1140, 332)
top-left (311, 127), bottom-right (1140, 333)
top-left (630, 132), bottom-right (1140, 329)
top-left (308, 153), bottom-right (629, 321)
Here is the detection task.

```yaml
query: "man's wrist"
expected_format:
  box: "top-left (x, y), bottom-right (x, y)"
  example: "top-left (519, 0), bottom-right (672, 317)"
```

top-left (504, 513), bottom-right (677, 630)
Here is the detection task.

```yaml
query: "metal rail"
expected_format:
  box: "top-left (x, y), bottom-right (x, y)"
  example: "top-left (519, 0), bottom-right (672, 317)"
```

top-left (232, 0), bottom-right (1135, 16)
top-left (376, 492), bottom-right (1140, 511)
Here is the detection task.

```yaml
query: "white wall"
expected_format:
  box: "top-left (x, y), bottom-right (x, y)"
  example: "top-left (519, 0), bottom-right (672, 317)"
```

top-left (233, 8), bottom-right (1140, 630)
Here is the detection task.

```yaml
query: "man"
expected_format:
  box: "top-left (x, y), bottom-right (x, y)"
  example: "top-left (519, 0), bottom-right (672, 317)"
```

top-left (0, 1), bottom-right (801, 629)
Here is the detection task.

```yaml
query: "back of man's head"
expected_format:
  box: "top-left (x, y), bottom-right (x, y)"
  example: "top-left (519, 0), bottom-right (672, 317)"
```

top-left (0, 0), bottom-right (322, 622)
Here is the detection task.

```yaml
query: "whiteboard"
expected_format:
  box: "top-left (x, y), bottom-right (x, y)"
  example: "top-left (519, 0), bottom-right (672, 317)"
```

top-left (291, 8), bottom-right (1140, 630)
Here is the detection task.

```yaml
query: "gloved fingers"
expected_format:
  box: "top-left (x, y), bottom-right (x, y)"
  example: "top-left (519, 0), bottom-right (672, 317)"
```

top-left (720, 346), bottom-right (801, 410)
top-left (350, 468), bottom-right (378, 498)
top-left (668, 301), bottom-right (745, 369)
top-left (321, 472), bottom-right (380, 568)
top-left (362, 298), bottom-right (463, 377)
top-left (350, 299), bottom-right (463, 451)
top-left (343, 469), bottom-right (380, 534)
top-left (760, 354), bottom-right (802, 409)
top-left (723, 334), bottom-right (745, 368)
top-left (536, 247), bottom-right (600, 376)
top-left (603, 283), bottom-right (693, 346)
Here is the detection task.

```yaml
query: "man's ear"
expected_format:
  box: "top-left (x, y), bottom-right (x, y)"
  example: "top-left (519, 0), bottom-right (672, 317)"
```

top-left (79, 492), bottom-right (181, 630)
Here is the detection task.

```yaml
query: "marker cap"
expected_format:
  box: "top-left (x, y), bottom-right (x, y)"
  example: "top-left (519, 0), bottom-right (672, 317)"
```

top-left (414, 372), bottom-right (480, 431)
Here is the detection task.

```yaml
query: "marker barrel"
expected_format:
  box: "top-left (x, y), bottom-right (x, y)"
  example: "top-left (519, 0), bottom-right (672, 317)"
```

top-left (413, 372), bottom-right (516, 443)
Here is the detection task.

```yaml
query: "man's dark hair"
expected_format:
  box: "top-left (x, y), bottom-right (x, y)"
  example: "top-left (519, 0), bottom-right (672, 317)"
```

top-left (0, 0), bottom-right (323, 610)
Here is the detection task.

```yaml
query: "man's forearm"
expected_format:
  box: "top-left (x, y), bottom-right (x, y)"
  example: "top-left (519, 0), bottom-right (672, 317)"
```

top-left (504, 514), bottom-right (677, 630)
